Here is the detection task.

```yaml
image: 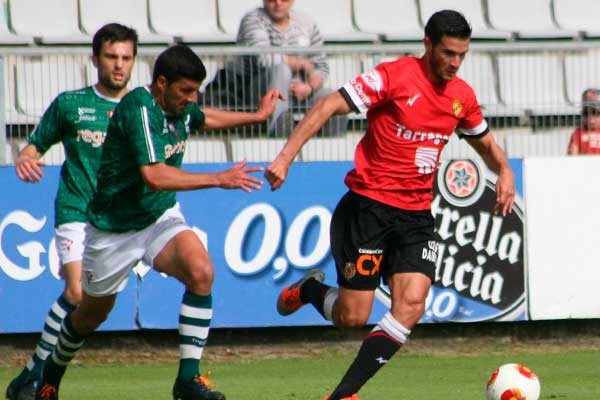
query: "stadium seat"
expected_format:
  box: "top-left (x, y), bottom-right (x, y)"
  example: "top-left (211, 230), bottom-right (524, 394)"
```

top-left (458, 53), bottom-right (513, 117)
top-left (353, 0), bottom-right (422, 41)
top-left (230, 138), bottom-right (293, 162)
top-left (486, 0), bottom-right (578, 39)
top-left (300, 133), bottom-right (362, 161)
top-left (324, 54), bottom-right (362, 91)
top-left (85, 58), bottom-right (152, 89)
top-left (218, 0), bottom-right (261, 37)
top-left (553, 0), bottom-right (600, 38)
top-left (504, 130), bottom-right (572, 158)
top-left (183, 139), bottom-right (228, 163)
top-left (15, 56), bottom-right (85, 118)
top-left (420, 0), bottom-right (512, 39)
top-left (496, 54), bottom-right (577, 116)
top-left (79, 0), bottom-right (173, 44)
top-left (148, 0), bottom-right (235, 43)
top-left (563, 51), bottom-right (600, 107)
top-left (292, 0), bottom-right (378, 42)
top-left (0, 3), bottom-right (33, 44)
top-left (8, 0), bottom-right (90, 44)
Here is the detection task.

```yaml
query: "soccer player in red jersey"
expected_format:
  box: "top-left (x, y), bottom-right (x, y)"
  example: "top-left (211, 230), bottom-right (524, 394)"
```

top-left (266, 10), bottom-right (515, 400)
top-left (568, 88), bottom-right (600, 155)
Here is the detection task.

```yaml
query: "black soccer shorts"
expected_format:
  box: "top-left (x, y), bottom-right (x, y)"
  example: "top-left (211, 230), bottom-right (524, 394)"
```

top-left (330, 191), bottom-right (438, 290)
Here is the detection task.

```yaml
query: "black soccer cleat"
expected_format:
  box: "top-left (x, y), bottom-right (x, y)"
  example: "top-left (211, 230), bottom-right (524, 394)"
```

top-left (172, 374), bottom-right (225, 400)
top-left (11, 374), bottom-right (38, 400)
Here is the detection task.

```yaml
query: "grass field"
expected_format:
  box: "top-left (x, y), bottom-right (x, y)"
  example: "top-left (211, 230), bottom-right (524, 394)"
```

top-left (2, 324), bottom-right (600, 399)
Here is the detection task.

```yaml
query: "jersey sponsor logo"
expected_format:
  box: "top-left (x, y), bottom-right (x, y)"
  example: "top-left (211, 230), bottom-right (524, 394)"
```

top-left (407, 93), bottom-right (420, 107)
top-left (415, 147), bottom-right (439, 174)
top-left (164, 140), bottom-right (186, 159)
top-left (395, 123), bottom-right (450, 145)
top-left (452, 99), bottom-right (462, 117)
top-left (356, 248), bottom-right (383, 276)
top-left (361, 69), bottom-right (383, 92)
top-left (421, 240), bottom-right (439, 263)
top-left (76, 107), bottom-right (97, 122)
top-left (76, 129), bottom-right (106, 148)
top-left (349, 79), bottom-right (372, 107)
top-left (438, 160), bottom-right (486, 207)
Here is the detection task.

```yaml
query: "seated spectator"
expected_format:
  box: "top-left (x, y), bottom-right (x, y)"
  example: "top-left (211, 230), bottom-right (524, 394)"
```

top-left (236, 0), bottom-right (347, 137)
top-left (568, 88), bottom-right (600, 155)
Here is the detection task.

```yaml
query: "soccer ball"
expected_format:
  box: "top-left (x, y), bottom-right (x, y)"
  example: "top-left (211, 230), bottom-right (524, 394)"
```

top-left (485, 363), bottom-right (541, 400)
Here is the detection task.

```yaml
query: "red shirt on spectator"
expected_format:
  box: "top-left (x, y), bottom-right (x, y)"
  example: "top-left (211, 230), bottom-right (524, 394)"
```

top-left (340, 56), bottom-right (488, 211)
top-left (568, 128), bottom-right (600, 154)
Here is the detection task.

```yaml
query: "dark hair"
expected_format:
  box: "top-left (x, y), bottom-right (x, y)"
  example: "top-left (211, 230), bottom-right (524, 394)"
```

top-left (152, 45), bottom-right (207, 84)
top-left (424, 10), bottom-right (472, 45)
top-left (92, 23), bottom-right (138, 57)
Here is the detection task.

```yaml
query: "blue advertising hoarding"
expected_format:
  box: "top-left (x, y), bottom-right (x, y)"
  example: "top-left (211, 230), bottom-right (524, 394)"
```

top-left (0, 159), bottom-right (524, 333)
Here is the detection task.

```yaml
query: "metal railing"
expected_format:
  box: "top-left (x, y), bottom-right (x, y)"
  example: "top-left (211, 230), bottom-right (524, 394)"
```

top-left (2, 41), bottom-right (598, 164)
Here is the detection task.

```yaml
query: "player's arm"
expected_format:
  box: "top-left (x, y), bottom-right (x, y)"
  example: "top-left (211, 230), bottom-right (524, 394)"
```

top-left (265, 90), bottom-right (352, 191)
top-left (140, 160), bottom-right (263, 193)
top-left (201, 89), bottom-right (284, 130)
top-left (465, 133), bottom-right (515, 216)
top-left (15, 144), bottom-right (46, 183)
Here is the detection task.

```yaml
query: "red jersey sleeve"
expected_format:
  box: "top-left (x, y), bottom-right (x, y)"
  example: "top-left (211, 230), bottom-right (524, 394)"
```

top-left (340, 64), bottom-right (390, 113)
top-left (456, 88), bottom-right (488, 138)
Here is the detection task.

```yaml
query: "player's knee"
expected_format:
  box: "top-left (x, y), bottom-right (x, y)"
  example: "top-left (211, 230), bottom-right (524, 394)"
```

top-left (182, 261), bottom-right (214, 287)
top-left (336, 311), bottom-right (369, 328)
top-left (63, 285), bottom-right (83, 305)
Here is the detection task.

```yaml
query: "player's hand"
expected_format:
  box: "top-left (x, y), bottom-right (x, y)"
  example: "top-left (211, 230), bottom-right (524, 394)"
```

top-left (15, 155), bottom-right (45, 183)
top-left (218, 160), bottom-right (264, 192)
top-left (290, 81), bottom-right (313, 101)
top-left (494, 168), bottom-right (515, 216)
top-left (264, 156), bottom-right (290, 191)
top-left (256, 89), bottom-right (285, 121)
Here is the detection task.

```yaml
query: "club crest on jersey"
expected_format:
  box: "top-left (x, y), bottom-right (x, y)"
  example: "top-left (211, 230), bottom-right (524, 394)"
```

top-left (106, 110), bottom-right (114, 118)
top-left (343, 262), bottom-right (357, 280)
top-left (452, 99), bottom-right (462, 117)
top-left (437, 159), bottom-right (486, 207)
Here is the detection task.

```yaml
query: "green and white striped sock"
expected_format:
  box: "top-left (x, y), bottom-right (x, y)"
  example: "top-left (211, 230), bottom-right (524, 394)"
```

top-left (27, 295), bottom-right (76, 377)
top-left (177, 291), bottom-right (212, 381)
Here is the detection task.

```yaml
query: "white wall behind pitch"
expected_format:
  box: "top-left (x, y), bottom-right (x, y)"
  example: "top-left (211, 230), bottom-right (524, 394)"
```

top-left (525, 156), bottom-right (600, 320)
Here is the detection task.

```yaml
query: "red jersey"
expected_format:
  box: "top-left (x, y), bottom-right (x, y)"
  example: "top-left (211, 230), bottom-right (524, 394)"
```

top-left (568, 128), bottom-right (600, 154)
top-left (340, 56), bottom-right (488, 210)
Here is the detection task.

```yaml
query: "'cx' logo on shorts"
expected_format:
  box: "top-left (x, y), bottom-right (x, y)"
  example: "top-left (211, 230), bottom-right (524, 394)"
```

top-left (356, 254), bottom-right (382, 276)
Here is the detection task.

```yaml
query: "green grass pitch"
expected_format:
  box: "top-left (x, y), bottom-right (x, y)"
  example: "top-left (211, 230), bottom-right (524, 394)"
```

top-left (2, 349), bottom-right (599, 399)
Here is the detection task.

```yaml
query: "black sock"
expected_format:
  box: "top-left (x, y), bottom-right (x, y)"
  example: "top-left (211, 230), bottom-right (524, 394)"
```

top-left (328, 329), bottom-right (402, 399)
top-left (299, 278), bottom-right (331, 318)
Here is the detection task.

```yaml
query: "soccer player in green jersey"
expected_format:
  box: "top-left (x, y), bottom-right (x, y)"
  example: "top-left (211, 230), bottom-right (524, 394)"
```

top-left (6, 23), bottom-right (138, 400)
top-left (33, 45), bottom-right (283, 400)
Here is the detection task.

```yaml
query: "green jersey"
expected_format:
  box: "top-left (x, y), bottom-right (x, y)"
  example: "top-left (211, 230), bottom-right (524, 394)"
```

top-left (28, 86), bottom-right (120, 227)
top-left (88, 86), bottom-right (205, 232)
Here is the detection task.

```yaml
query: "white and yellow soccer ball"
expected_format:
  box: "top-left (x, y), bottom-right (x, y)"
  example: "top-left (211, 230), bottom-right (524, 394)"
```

top-left (485, 363), bottom-right (541, 400)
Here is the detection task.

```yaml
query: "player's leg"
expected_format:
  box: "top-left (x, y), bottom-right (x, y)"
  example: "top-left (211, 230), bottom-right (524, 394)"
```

top-left (327, 273), bottom-right (431, 400)
top-left (36, 223), bottom-right (143, 399)
top-left (326, 203), bottom-right (437, 400)
top-left (35, 293), bottom-right (117, 400)
top-left (147, 207), bottom-right (224, 400)
top-left (6, 224), bottom-right (85, 400)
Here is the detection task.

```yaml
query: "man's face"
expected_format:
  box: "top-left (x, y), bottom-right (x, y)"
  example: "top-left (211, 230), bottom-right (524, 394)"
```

top-left (426, 35), bottom-right (470, 83)
top-left (159, 77), bottom-right (201, 115)
top-left (264, 0), bottom-right (294, 23)
top-left (584, 109), bottom-right (600, 130)
top-left (93, 40), bottom-right (136, 90)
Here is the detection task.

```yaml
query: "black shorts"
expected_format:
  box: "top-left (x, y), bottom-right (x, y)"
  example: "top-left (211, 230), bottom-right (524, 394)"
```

top-left (330, 191), bottom-right (438, 290)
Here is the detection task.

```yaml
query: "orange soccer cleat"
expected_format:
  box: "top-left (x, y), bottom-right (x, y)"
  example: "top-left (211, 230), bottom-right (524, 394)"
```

top-left (276, 269), bottom-right (325, 316)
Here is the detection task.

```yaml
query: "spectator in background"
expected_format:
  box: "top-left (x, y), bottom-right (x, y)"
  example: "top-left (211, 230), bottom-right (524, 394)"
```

top-left (568, 88), bottom-right (600, 155)
top-left (237, 0), bottom-right (347, 137)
